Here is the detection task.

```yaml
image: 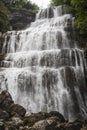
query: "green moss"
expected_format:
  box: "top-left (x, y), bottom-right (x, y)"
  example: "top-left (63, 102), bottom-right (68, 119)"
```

top-left (0, 1), bottom-right (10, 33)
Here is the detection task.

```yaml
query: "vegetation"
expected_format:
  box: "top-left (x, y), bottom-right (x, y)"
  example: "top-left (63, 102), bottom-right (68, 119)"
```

top-left (50, 0), bottom-right (87, 37)
top-left (2, 0), bottom-right (39, 12)
top-left (0, 0), bottom-right (87, 37)
top-left (0, 1), bottom-right (9, 33)
top-left (71, 0), bottom-right (87, 36)
top-left (51, 0), bottom-right (70, 6)
top-left (0, 0), bottom-right (39, 33)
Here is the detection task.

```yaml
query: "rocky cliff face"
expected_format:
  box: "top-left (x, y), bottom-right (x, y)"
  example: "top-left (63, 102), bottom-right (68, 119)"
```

top-left (8, 9), bottom-right (36, 30)
top-left (0, 9), bottom-right (36, 53)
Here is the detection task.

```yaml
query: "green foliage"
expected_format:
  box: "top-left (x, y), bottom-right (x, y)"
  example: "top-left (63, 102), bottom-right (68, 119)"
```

top-left (51, 0), bottom-right (64, 6)
top-left (71, 0), bottom-right (87, 35)
top-left (2, 0), bottom-right (39, 13)
top-left (0, 1), bottom-right (10, 33)
top-left (50, 0), bottom-right (87, 36)
top-left (22, 1), bottom-right (39, 12)
top-left (0, 0), bottom-right (39, 33)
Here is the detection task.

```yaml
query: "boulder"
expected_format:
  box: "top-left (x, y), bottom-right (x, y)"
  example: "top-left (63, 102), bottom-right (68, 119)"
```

top-left (45, 116), bottom-right (64, 130)
top-left (0, 90), bottom-right (13, 105)
top-left (81, 126), bottom-right (87, 130)
top-left (5, 122), bottom-right (17, 130)
top-left (10, 104), bottom-right (26, 117)
top-left (23, 111), bottom-right (65, 127)
top-left (5, 117), bottom-right (23, 130)
top-left (0, 121), bottom-right (5, 130)
top-left (55, 120), bottom-right (83, 130)
top-left (0, 90), bottom-right (26, 118)
top-left (0, 109), bottom-right (9, 120)
top-left (48, 111), bottom-right (65, 122)
top-left (11, 117), bottom-right (23, 126)
top-left (32, 120), bottom-right (48, 130)
top-left (23, 112), bottom-right (48, 126)
top-left (0, 90), bottom-right (14, 113)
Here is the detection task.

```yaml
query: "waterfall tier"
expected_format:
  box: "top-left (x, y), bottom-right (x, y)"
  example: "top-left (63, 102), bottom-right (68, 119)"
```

top-left (0, 5), bottom-right (87, 121)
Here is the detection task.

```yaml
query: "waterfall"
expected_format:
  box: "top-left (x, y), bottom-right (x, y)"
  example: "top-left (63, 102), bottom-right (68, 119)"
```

top-left (0, 5), bottom-right (87, 121)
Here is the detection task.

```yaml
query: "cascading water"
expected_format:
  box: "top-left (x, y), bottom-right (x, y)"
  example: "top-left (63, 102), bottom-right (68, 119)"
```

top-left (0, 5), bottom-right (87, 121)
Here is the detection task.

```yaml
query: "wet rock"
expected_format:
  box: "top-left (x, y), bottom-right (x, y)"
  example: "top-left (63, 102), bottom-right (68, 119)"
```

top-left (0, 91), bottom-right (14, 113)
top-left (48, 7), bottom-right (54, 18)
top-left (48, 111), bottom-right (65, 122)
top-left (5, 117), bottom-right (23, 130)
top-left (0, 109), bottom-right (9, 120)
top-left (23, 112), bottom-right (48, 126)
top-left (10, 104), bottom-right (26, 117)
top-left (38, 7), bottom-right (54, 19)
top-left (32, 120), bottom-right (48, 130)
top-left (19, 126), bottom-right (29, 130)
top-left (81, 120), bottom-right (87, 130)
top-left (84, 49), bottom-right (87, 87)
top-left (60, 67), bottom-right (81, 119)
top-left (0, 90), bottom-right (13, 105)
top-left (45, 116), bottom-right (64, 130)
top-left (46, 116), bottom-right (61, 124)
top-left (23, 111), bottom-right (65, 128)
top-left (0, 54), bottom-right (5, 61)
top-left (55, 120), bottom-right (83, 130)
top-left (11, 117), bottom-right (23, 126)
top-left (0, 90), bottom-right (26, 118)
top-left (5, 124), bottom-right (17, 130)
top-left (0, 91), bottom-right (85, 130)
top-left (81, 127), bottom-right (87, 130)
top-left (0, 121), bottom-right (5, 130)
top-left (40, 49), bottom-right (82, 68)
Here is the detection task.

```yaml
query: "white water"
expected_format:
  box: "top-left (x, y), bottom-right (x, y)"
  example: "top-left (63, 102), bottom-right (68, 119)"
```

top-left (0, 5), bottom-right (87, 121)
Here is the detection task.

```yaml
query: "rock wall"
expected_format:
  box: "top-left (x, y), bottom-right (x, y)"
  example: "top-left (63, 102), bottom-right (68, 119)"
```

top-left (8, 9), bottom-right (36, 30)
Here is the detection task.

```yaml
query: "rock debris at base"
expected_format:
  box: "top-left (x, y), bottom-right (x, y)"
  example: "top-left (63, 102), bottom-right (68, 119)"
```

top-left (0, 90), bottom-right (87, 130)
